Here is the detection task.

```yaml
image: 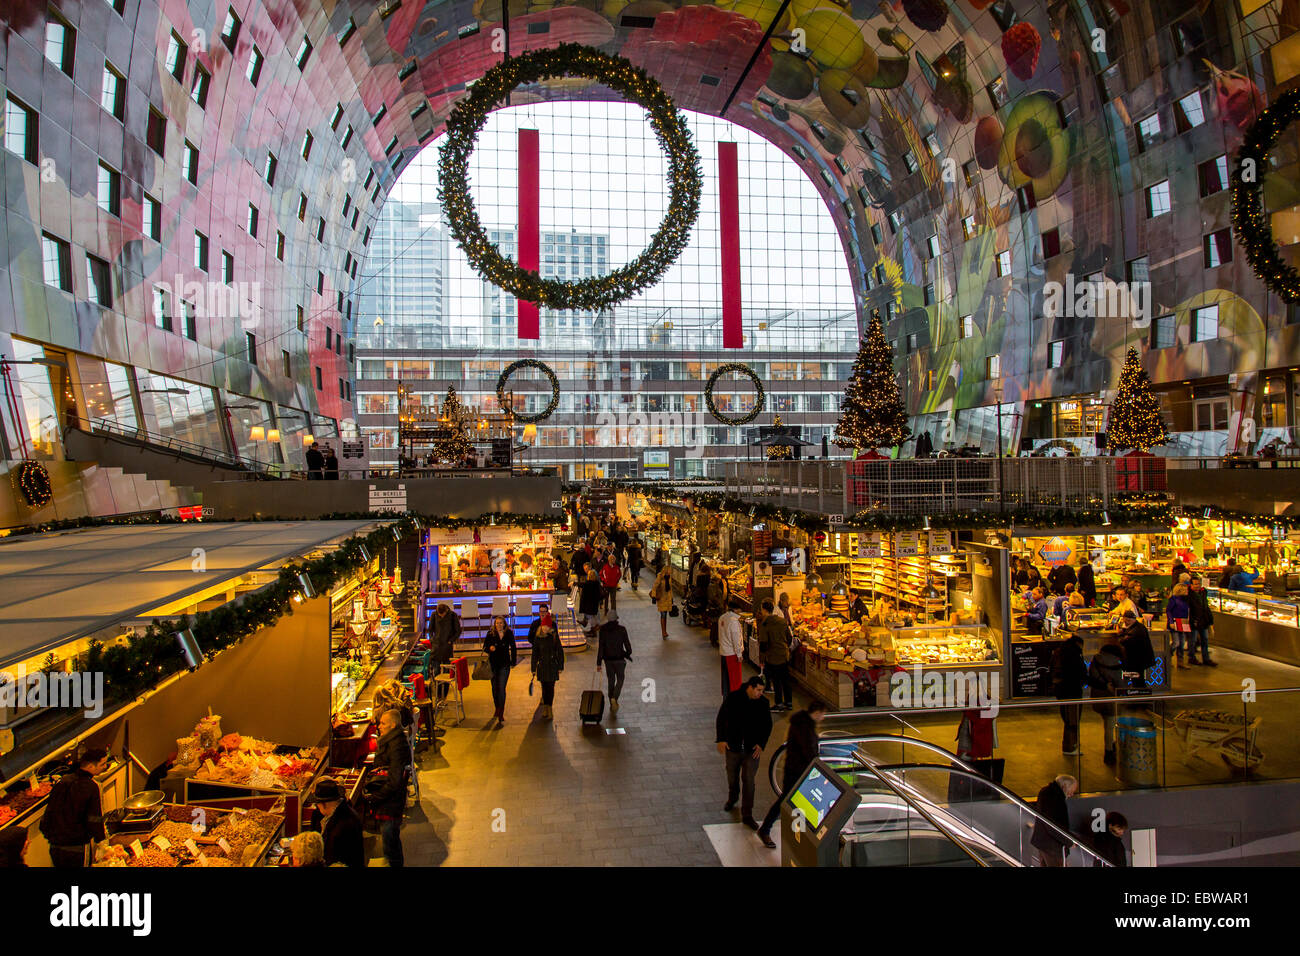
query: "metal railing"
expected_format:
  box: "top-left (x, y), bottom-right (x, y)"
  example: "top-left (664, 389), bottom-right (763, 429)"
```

top-left (88, 418), bottom-right (275, 475)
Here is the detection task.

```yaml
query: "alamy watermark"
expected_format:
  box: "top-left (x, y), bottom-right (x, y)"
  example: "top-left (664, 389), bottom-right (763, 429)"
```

top-left (0, 670), bottom-right (105, 719)
top-left (889, 666), bottom-right (999, 718)
top-left (1043, 275), bottom-right (1152, 327)
top-left (154, 274), bottom-right (263, 329)
top-left (594, 410), bottom-right (710, 457)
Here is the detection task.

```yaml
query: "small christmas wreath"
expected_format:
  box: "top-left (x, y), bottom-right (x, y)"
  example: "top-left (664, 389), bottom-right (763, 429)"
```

top-left (16, 460), bottom-right (53, 507)
top-left (705, 363), bottom-right (765, 425)
top-left (497, 359), bottom-right (560, 424)
top-left (438, 44), bottom-right (702, 311)
top-left (1232, 86), bottom-right (1300, 302)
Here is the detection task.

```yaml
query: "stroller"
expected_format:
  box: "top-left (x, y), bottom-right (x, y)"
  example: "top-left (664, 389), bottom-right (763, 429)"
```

top-left (683, 591), bottom-right (709, 627)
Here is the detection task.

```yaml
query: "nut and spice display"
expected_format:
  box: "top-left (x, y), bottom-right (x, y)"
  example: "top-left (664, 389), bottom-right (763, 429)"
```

top-left (175, 714), bottom-right (324, 792)
top-left (95, 805), bottom-right (284, 867)
top-left (0, 779), bottom-right (51, 828)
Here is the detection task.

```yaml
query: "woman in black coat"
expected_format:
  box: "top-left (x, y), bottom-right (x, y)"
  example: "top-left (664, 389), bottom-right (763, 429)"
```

top-left (483, 615), bottom-right (518, 728)
top-left (579, 569), bottom-right (603, 630)
top-left (1076, 557), bottom-right (1096, 607)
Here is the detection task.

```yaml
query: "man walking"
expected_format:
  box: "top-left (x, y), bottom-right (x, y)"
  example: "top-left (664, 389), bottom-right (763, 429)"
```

top-left (717, 605), bottom-right (745, 698)
top-left (1186, 575), bottom-right (1217, 666)
top-left (595, 610), bottom-right (633, 714)
top-left (757, 701), bottom-right (826, 848)
top-left (1050, 633), bottom-right (1087, 755)
top-left (759, 598), bottom-right (793, 712)
top-left (716, 677), bottom-right (773, 830)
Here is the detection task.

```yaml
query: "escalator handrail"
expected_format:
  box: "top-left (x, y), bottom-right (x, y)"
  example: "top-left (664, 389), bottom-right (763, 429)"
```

top-left (837, 759), bottom-right (1003, 867)
top-left (838, 737), bottom-right (1113, 866)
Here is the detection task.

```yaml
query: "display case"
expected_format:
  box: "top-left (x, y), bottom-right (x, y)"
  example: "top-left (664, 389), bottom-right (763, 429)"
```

top-left (1205, 586), bottom-right (1300, 667)
top-left (889, 626), bottom-right (1002, 667)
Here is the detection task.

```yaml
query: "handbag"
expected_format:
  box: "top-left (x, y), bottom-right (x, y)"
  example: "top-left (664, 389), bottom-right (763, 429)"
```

top-left (471, 658), bottom-right (492, 681)
top-left (668, 604), bottom-right (679, 618)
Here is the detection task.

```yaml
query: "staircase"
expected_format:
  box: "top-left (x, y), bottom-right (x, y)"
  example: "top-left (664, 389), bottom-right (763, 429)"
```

top-left (0, 459), bottom-right (199, 529)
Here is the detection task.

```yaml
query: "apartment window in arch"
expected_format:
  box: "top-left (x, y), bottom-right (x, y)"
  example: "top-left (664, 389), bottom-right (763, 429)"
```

top-left (45, 12), bottom-right (76, 76)
top-left (165, 31), bottom-right (187, 81)
top-left (5, 96), bottom-right (38, 163)
top-left (183, 140), bottom-right (199, 185)
top-left (191, 65), bottom-right (210, 108)
top-left (152, 285), bottom-right (172, 331)
top-left (1145, 180), bottom-right (1171, 217)
top-left (194, 230), bottom-right (208, 271)
top-left (86, 254), bottom-right (112, 307)
top-left (41, 233), bottom-right (72, 291)
top-left (1192, 304), bottom-right (1219, 342)
top-left (1174, 89), bottom-right (1206, 132)
top-left (101, 63), bottom-right (125, 120)
top-left (995, 250), bottom-right (1012, 277)
top-left (1203, 228), bottom-right (1232, 268)
top-left (221, 8), bottom-right (241, 51)
top-left (1198, 155), bottom-right (1230, 196)
top-left (97, 162), bottom-right (121, 216)
top-left (246, 332), bottom-right (257, 365)
top-left (1049, 340), bottom-right (1066, 368)
top-left (246, 45), bottom-right (264, 85)
top-left (959, 314), bottom-right (975, 339)
top-left (986, 354), bottom-right (1001, 379)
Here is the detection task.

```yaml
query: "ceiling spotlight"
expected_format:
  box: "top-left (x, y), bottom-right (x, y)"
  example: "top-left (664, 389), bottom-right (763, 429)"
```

top-left (297, 572), bottom-right (316, 600)
top-left (359, 544), bottom-right (371, 562)
top-left (1102, 511), bottom-right (1111, 527)
top-left (174, 629), bottom-right (202, 670)
top-left (923, 515), bottom-right (931, 530)
top-left (1204, 507), bottom-right (1213, 519)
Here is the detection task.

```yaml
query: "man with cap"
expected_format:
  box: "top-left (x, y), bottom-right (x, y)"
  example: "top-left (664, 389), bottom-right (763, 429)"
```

top-left (595, 609), bottom-right (633, 714)
top-left (310, 776), bottom-right (365, 868)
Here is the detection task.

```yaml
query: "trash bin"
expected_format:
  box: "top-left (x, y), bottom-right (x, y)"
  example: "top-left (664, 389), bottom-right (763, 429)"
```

top-left (1115, 717), bottom-right (1158, 786)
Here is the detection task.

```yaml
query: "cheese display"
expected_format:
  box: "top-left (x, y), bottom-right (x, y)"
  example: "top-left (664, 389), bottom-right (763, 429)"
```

top-left (787, 602), bottom-right (1000, 670)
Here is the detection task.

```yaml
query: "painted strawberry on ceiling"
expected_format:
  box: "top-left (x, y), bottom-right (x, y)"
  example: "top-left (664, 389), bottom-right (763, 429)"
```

top-left (621, 6), bottom-right (773, 114)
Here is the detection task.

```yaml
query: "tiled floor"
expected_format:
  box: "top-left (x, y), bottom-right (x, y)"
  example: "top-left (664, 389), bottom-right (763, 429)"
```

top-left (389, 586), bottom-right (1300, 866)
top-left (398, 581), bottom-right (801, 866)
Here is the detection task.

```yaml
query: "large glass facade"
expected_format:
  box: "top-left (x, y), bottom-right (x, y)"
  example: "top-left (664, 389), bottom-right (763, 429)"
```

top-left (356, 102), bottom-right (858, 476)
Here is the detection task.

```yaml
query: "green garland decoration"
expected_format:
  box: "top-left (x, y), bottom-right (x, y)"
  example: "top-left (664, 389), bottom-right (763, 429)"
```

top-left (1232, 86), bottom-right (1300, 303)
top-left (15, 460), bottom-right (53, 507)
top-left (437, 44), bottom-right (702, 311)
top-left (497, 359), bottom-right (560, 424)
top-left (705, 363), bottom-right (766, 425)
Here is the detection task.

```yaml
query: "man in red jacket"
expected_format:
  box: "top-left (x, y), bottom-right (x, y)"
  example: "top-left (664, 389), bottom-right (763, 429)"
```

top-left (600, 554), bottom-right (622, 613)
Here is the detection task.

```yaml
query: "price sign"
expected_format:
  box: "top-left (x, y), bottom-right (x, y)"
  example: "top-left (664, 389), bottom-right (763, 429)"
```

top-left (202, 758), bottom-right (217, 774)
top-left (129, 840), bottom-right (144, 858)
top-left (218, 838), bottom-right (232, 854)
top-left (185, 839), bottom-right (200, 855)
top-left (896, 532), bottom-right (920, 557)
top-left (856, 533), bottom-right (882, 559)
top-left (928, 531), bottom-right (953, 555)
top-left (151, 836), bottom-right (172, 851)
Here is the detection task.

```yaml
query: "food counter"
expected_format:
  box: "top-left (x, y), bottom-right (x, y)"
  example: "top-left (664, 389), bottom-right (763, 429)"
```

top-left (96, 802), bottom-right (284, 867)
top-left (1009, 622), bottom-right (1172, 698)
top-left (1205, 586), bottom-right (1300, 667)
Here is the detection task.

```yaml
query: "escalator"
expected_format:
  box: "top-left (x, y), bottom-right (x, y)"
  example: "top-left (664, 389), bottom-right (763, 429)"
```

top-left (772, 735), bottom-right (1112, 867)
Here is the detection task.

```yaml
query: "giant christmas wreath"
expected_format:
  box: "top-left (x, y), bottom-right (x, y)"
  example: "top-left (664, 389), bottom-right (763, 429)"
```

top-left (705, 363), bottom-right (765, 425)
top-left (438, 44), bottom-right (702, 311)
top-left (1232, 86), bottom-right (1300, 302)
top-left (497, 359), bottom-right (560, 423)
top-left (16, 460), bottom-right (52, 507)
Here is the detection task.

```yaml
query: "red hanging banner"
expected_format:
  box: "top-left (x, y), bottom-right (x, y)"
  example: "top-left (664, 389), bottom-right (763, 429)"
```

top-left (718, 141), bottom-right (743, 349)
top-left (518, 128), bottom-right (540, 340)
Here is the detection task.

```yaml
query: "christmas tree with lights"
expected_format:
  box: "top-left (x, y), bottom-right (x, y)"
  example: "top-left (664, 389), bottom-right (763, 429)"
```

top-left (834, 309), bottom-right (912, 451)
top-left (1108, 347), bottom-right (1169, 452)
top-left (432, 386), bottom-right (473, 463)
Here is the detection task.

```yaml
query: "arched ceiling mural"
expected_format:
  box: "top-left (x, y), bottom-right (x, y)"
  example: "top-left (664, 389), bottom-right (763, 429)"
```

top-left (1, 0), bottom-right (1297, 455)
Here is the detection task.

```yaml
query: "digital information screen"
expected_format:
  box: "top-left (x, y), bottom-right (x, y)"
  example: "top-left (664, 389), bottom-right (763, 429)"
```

top-left (789, 765), bottom-right (843, 830)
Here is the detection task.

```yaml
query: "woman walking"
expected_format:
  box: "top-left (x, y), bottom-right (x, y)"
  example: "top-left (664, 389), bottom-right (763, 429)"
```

top-left (579, 568), bottom-right (603, 637)
top-left (530, 618), bottom-right (565, 720)
top-left (1166, 581), bottom-right (1191, 666)
top-left (483, 615), bottom-right (517, 729)
top-left (651, 565), bottom-right (674, 640)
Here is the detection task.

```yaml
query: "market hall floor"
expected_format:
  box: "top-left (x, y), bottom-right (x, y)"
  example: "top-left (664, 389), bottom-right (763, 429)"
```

top-left (398, 584), bottom-right (802, 866)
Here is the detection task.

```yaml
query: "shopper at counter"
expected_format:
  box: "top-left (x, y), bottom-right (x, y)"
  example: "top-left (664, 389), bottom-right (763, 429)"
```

top-left (1187, 577), bottom-right (1217, 666)
top-left (39, 748), bottom-right (109, 868)
top-left (1118, 611), bottom-right (1155, 686)
top-left (1166, 583), bottom-right (1191, 666)
top-left (1077, 555), bottom-right (1097, 607)
top-left (1088, 642), bottom-right (1125, 765)
top-left (717, 606), bottom-right (745, 698)
top-left (1051, 635), bottom-right (1087, 755)
top-left (484, 615), bottom-right (519, 729)
top-left (1047, 561), bottom-right (1077, 596)
top-left (309, 777), bottom-right (365, 868)
top-left (1229, 563), bottom-right (1261, 594)
top-left (1030, 774), bottom-right (1078, 867)
top-left (0, 823), bottom-right (30, 867)
top-left (595, 610), bottom-right (633, 714)
top-left (715, 677), bottom-right (773, 830)
top-left (759, 599), bottom-right (794, 712)
top-left (1024, 588), bottom-right (1048, 635)
top-left (1105, 588), bottom-right (1138, 628)
top-left (757, 701), bottom-right (827, 849)
top-left (366, 709), bottom-right (409, 868)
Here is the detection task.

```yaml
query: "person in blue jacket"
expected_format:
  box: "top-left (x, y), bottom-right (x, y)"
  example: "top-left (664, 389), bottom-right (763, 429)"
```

top-left (1025, 588), bottom-right (1049, 635)
top-left (1228, 564), bottom-right (1260, 593)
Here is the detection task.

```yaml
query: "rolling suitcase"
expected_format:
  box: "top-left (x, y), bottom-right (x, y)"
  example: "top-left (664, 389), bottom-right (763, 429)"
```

top-left (579, 669), bottom-right (605, 724)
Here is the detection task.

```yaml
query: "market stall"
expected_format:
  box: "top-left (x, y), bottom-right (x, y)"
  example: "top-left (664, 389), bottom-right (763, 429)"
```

top-left (97, 798), bottom-right (285, 867)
